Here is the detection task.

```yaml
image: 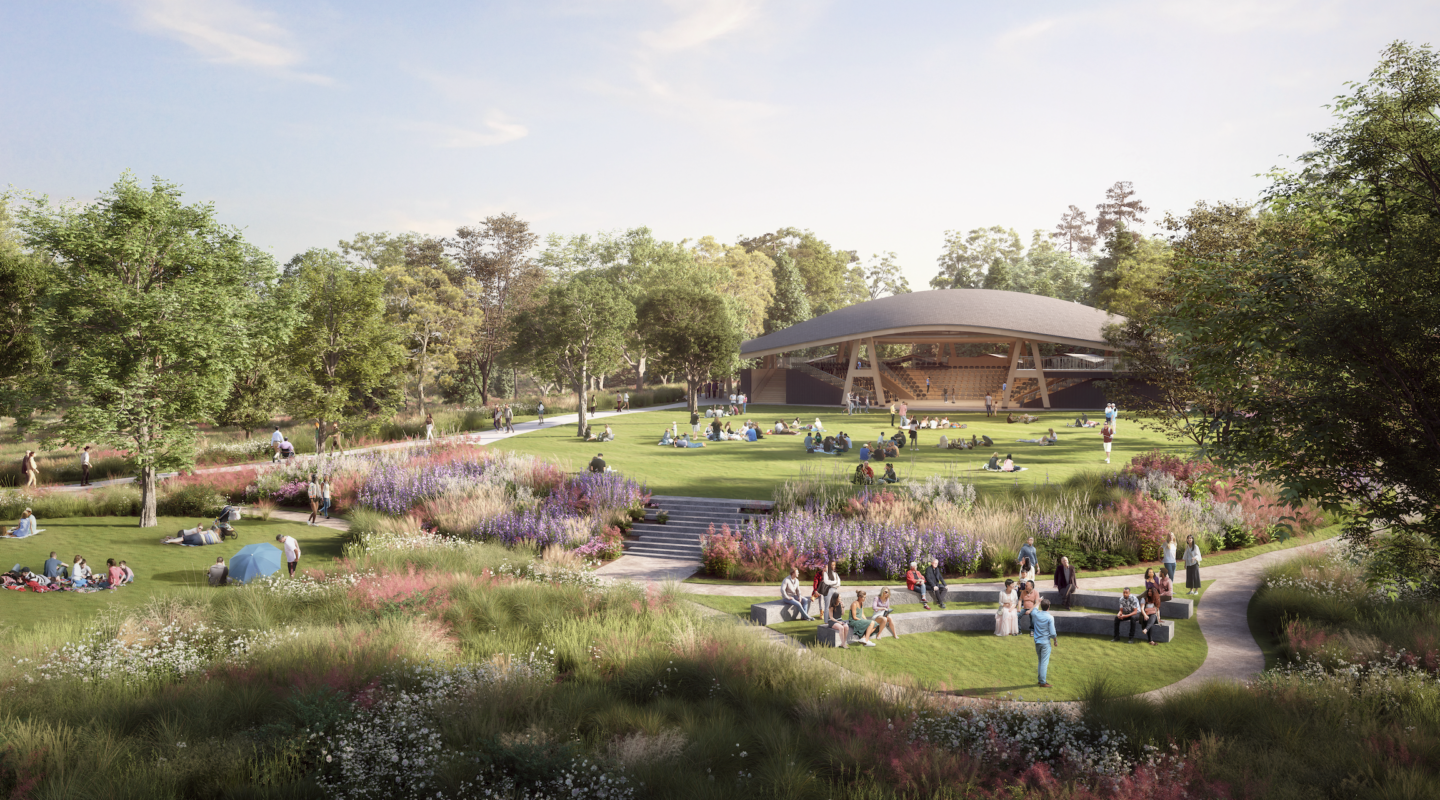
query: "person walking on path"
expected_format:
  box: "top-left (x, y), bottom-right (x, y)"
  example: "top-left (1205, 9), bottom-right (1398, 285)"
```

top-left (425, 413), bottom-right (434, 441)
top-left (270, 426), bottom-right (284, 460)
top-left (505, 404), bottom-right (516, 433)
top-left (1031, 599), bottom-right (1057, 688)
top-left (1054, 555), bottom-right (1077, 609)
top-left (79, 446), bottom-right (91, 487)
top-left (21, 450), bottom-right (38, 487)
top-left (1183, 534), bottom-right (1203, 595)
top-left (985, 393), bottom-right (994, 417)
top-left (306, 473), bottom-right (321, 525)
top-left (536, 401), bottom-right (545, 425)
top-left (1101, 423), bottom-right (1113, 464)
top-left (276, 533), bottom-right (301, 577)
top-left (318, 477), bottom-right (332, 520)
top-left (1163, 532), bottom-right (1177, 582)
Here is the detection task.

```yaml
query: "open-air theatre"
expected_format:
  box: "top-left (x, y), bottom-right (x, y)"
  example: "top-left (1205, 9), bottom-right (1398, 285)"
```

top-left (738, 288), bottom-right (1125, 412)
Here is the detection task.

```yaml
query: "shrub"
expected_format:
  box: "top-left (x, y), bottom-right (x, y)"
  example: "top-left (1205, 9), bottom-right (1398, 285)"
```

top-left (701, 523), bottom-right (742, 578)
top-left (1223, 523), bottom-right (1255, 550)
top-left (155, 483), bottom-right (228, 517)
top-left (1115, 496), bottom-right (1168, 561)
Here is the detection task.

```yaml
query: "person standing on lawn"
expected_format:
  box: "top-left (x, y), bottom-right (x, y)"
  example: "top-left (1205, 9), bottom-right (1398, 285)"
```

top-left (888, 401), bottom-right (897, 426)
top-left (80, 445), bottom-right (91, 486)
top-left (690, 410), bottom-right (701, 434)
top-left (276, 533), bottom-right (301, 577)
top-left (1031, 599), bottom-right (1057, 688)
top-left (985, 393), bottom-right (994, 417)
top-left (1183, 534), bottom-right (1203, 595)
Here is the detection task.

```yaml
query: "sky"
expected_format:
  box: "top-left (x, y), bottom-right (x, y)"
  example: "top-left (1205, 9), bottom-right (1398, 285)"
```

top-left (3, 0), bottom-right (1436, 289)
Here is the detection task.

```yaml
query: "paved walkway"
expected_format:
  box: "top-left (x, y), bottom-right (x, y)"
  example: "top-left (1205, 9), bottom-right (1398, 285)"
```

top-left (43, 402), bottom-right (690, 494)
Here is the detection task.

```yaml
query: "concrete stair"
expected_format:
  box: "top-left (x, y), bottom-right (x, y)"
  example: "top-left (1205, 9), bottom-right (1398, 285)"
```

top-left (624, 495), bottom-right (772, 562)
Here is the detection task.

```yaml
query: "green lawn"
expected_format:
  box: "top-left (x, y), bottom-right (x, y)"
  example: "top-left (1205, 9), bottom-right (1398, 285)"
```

top-left (491, 405), bottom-right (1187, 500)
top-left (687, 581), bottom-right (1211, 702)
top-left (0, 516), bottom-right (343, 630)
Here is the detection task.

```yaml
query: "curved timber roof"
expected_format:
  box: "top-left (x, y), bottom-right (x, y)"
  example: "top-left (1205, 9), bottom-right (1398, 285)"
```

top-left (740, 289), bottom-right (1123, 357)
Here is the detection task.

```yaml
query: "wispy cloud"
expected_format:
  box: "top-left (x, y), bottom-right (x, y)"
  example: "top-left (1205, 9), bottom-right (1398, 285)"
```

top-left (128, 0), bottom-right (330, 83)
top-left (404, 114), bottom-right (529, 148)
top-left (638, 0), bottom-right (764, 52)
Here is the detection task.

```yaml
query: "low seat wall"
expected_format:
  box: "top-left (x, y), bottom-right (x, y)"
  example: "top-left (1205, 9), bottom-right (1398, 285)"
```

top-left (750, 588), bottom-right (1191, 626)
top-left (804, 609), bottom-right (1174, 646)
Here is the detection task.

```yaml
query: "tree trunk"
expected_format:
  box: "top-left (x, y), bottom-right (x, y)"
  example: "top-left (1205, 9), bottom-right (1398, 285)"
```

top-left (635, 356), bottom-right (646, 390)
top-left (575, 369), bottom-right (589, 437)
top-left (138, 465), bottom-right (158, 527)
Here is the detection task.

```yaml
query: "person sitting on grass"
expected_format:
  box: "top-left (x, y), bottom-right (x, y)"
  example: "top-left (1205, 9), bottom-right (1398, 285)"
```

top-left (847, 590), bottom-right (881, 647)
top-left (746, 424), bottom-right (759, 442)
top-left (711, 419), bottom-right (723, 440)
top-left (588, 453), bottom-right (607, 473)
top-left (811, 417), bottom-right (825, 432)
top-left (871, 588), bottom-right (900, 639)
top-left (936, 434), bottom-right (949, 449)
top-left (97, 558), bottom-right (123, 590)
top-left (72, 556), bottom-right (92, 587)
top-left (1043, 427), bottom-right (1058, 444)
top-left (804, 433), bottom-right (815, 452)
top-left (1007, 412), bottom-right (1017, 424)
top-left (43, 551), bottom-right (67, 580)
top-left (598, 424), bottom-right (615, 442)
top-left (658, 429), bottom-right (673, 445)
top-left (780, 567), bottom-right (813, 621)
top-left (7, 508), bottom-right (38, 538)
top-left (981, 434), bottom-right (994, 448)
top-left (822, 435), bottom-right (836, 453)
top-left (986, 452), bottom-right (1001, 470)
top-left (1002, 454), bottom-right (1018, 472)
top-left (583, 424), bottom-right (596, 441)
top-left (119, 560), bottom-right (135, 584)
top-left (851, 463), bottom-right (875, 485)
top-left (905, 561), bottom-right (929, 609)
top-left (1141, 588), bottom-right (1163, 646)
top-left (208, 556), bottom-right (229, 586)
top-left (880, 463), bottom-right (898, 484)
top-left (838, 433), bottom-right (852, 452)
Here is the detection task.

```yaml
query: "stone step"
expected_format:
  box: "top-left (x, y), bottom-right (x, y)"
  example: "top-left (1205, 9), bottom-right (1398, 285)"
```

top-left (624, 543), bottom-right (702, 560)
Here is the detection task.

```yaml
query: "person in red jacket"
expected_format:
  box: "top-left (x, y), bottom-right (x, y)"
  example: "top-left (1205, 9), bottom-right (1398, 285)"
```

top-left (905, 560), bottom-right (930, 609)
top-left (1101, 424), bottom-right (1113, 464)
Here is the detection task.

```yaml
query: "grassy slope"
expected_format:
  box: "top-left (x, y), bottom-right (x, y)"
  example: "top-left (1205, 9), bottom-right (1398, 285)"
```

top-left (0, 516), bottom-right (341, 630)
top-left (687, 581), bottom-right (1210, 702)
top-left (491, 405), bottom-right (1187, 500)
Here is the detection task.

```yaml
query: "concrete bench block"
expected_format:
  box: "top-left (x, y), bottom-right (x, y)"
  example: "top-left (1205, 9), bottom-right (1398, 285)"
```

top-left (889, 609), bottom-right (1175, 643)
top-left (750, 600), bottom-right (812, 625)
top-left (814, 625), bottom-right (847, 647)
top-left (937, 587), bottom-right (1193, 620)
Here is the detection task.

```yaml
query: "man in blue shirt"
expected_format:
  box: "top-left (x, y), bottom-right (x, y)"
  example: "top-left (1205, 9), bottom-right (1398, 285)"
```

top-left (859, 443), bottom-right (871, 463)
top-left (42, 551), bottom-right (66, 580)
top-left (1018, 537), bottom-right (1038, 575)
top-left (1030, 599), bottom-right (1057, 688)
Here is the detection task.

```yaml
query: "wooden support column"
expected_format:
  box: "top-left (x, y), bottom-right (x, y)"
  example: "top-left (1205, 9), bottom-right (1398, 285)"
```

top-left (1029, 341), bottom-right (1051, 409)
top-left (841, 340), bottom-right (858, 402)
top-left (1002, 339), bottom-right (1023, 409)
top-left (868, 337), bottom-right (886, 403)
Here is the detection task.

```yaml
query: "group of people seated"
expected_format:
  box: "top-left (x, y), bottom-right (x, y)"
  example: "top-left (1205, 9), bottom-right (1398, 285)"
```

top-left (1017, 428), bottom-right (1060, 445)
top-left (3, 508), bottom-right (41, 538)
top-left (936, 433), bottom-right (980, 450)
top-left (2, 552), bottom-right (133, 592)
top-left (1006, 412), bottom-right (1040, 424)
top-left (161, 522), bottom-right (238, 546)
top-left (858, 433), bottom-right (903, 462)
top-left (852, 462), bottom-right (899, 485)
top-left (1113, 585), bottom-right (1166, 645)
top-left (910, 416), bottom-right (967, 430)
top-left (779, 566), bottom-right (900, 648)
top-left (806, 431), bottom-right (854, 454)
top-left (581, 424), bottom-right (615, 442)
top-left (984, 452), bottom-right (1023, 472)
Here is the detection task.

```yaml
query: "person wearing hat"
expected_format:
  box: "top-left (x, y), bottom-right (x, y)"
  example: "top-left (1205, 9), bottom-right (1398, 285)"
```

top-left (588, 453), bottom-right (607, 473)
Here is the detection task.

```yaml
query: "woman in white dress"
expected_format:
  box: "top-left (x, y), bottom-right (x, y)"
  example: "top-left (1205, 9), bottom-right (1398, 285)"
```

top-left (995, 579), bottom-right (1020, 636)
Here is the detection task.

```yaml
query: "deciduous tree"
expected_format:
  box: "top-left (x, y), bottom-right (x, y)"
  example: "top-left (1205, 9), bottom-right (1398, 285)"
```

top-left (18, 174), bottom-right (277, 526)
top-left (862, 251), bottom-right (911, 300)
top-left (638, 288), bottom-right (742, 413)
top-left (448, 214), bottom-right (542, 404)
top-left (929, 226), bottom-right (1023, 290)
